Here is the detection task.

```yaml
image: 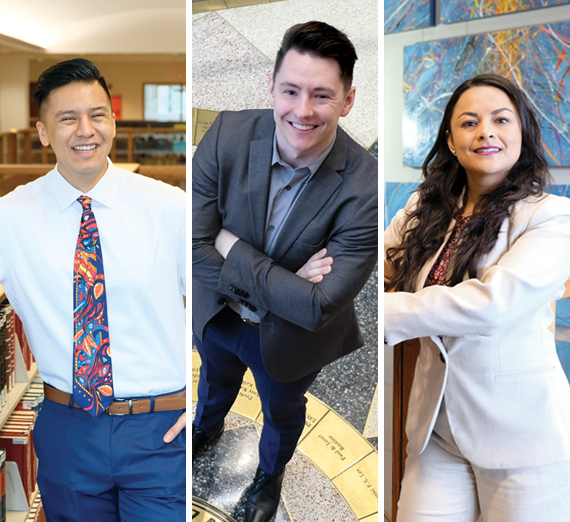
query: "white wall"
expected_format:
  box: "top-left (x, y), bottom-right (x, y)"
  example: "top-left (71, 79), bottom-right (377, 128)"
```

top-left (384, 4), bottom-right (570, 519)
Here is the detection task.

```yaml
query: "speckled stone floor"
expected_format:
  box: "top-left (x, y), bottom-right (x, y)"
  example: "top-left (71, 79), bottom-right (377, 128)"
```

top-left (191, 2), bottom-right (379, 520)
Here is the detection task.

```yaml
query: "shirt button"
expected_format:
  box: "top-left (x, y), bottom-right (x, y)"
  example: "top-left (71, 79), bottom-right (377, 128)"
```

top-left (269, 225), bottom-right (275, 231)
top-left (228, 285), bottom-right (236, 293)
top-left (285, 185), bottom-right (291, 190)
top-left (218, 298), bottom-right (227, 307)
top-left (439, 353), bottom-right (446, 363)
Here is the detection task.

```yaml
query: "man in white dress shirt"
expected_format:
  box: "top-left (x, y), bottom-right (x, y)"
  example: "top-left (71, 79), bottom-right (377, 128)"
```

top-left (0, 59), bottom-right (186, 521)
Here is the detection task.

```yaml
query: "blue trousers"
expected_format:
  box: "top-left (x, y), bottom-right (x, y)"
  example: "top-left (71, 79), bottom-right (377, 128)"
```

top-left (34, 398), bottom-right (186, 522)
top-left (193, 307), bottom-right (319, 475)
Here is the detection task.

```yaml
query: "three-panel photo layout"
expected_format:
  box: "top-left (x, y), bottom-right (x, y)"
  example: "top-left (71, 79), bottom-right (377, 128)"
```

top-left (0, 1), bottom-right (569, 521)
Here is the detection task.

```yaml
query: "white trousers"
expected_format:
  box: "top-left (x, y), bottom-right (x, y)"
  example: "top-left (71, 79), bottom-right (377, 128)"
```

top-left (397, 402), bottom-right (570, 522)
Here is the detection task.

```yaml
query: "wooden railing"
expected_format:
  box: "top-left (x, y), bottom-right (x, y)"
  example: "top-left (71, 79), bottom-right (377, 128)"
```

top-left (0, 164), bottom-right (185, 195)
top-left (110, 127), bottom-right (185, 163)
top-left (0, 127), bottom-right (185, 166)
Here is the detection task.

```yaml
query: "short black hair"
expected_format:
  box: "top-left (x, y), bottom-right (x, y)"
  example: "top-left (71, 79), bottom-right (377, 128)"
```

top-left (34, 58), bottom-right (112, 119)
top-left (274, 21), bottom-right (358, 92)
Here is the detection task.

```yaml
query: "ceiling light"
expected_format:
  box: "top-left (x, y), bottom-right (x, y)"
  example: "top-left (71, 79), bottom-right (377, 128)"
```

top-left (0, 12), bottom-right (53, 48)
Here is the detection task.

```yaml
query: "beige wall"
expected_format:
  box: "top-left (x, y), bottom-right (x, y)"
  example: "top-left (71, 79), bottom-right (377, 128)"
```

top-left (0, 54), bottom-right (30, 132)
top-left (29, 57), bottom-right (185, 121)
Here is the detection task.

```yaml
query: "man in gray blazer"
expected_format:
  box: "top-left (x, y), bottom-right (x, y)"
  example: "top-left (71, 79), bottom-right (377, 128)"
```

top-left (192, 21), bottom-right (377, 522)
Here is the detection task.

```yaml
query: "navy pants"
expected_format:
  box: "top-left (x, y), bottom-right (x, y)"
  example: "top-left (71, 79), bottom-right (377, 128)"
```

top-left (193, 307), bottom-right (319, 475)
top-left (34, 398), bottom-right (186, 521)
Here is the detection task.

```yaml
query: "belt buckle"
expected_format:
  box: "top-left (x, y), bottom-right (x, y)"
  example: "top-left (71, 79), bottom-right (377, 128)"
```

top-left (104, 398), bottom-right (134, 415)
top-left (241, 317), bottom-right (260, 329)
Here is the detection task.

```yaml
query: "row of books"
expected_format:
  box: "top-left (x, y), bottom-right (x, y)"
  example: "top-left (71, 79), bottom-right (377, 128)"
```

top-left (0, 381), bottom-right (45, 520)
top-left (0, 300), bottom-right (35, 414)
top-left (0, 302), bottom-right (15, 410)
top-left (28, 493), bottom-right (43, 522)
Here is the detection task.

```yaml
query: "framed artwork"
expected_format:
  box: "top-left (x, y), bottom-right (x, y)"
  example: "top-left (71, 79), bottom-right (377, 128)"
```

top-left (441, 0), bottom-right (570, 24)
top-left (385, 0), bottom-right (434, 34)
top-left (384, 182), bottom-right (570, 382)
top-left (403, 21), bottom-right (570, 167)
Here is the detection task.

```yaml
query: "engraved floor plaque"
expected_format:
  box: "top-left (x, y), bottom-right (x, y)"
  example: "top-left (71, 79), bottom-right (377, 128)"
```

top-left (192, 108), bottom-right (219, 146)
top-left (297, 411), bottom-right (373, 479)
top-left (192, 0), bottom-right (286, 14)
top-left (192, 350), bottom-right (202, 403)
top-left (332, 452), bottom-right (378, 520)
top-left (299, 393), bottom-right (329, 442)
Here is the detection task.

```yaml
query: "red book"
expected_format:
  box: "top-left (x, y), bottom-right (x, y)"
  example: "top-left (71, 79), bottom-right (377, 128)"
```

top-left (14, 314), bottom-right (30, 372)
top-left (0, 426), bottom-right (32, 505)
top-left (5, 411), bottom-right (37, 486)
top-left (0, 449), bottom-right (6, 522)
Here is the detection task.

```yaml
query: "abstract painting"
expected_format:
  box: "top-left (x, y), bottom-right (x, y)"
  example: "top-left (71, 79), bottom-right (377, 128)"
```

top-left (385, 0), bottom-right (434, 34)
top-left (441, 0), bottom-right (570, 24)
top-left (403, 21), bottom-right (570, 167)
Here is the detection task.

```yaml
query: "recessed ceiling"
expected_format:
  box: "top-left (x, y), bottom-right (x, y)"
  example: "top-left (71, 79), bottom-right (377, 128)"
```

top-left (0, 0), bottom-right (185, 55)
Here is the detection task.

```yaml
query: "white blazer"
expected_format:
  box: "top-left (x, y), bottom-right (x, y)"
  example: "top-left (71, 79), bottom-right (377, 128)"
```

top-left (385, 191), bottom-right (570, 469)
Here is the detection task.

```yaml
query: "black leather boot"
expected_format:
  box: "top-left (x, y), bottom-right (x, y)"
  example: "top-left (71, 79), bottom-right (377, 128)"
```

top-left (244, 467), bottom-right (285, 522)
top-left (191, 421), bottom-right (224, 461)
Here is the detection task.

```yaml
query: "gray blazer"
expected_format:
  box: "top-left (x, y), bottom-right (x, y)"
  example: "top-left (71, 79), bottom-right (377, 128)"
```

top-left (192, 109), bottom-right (378, 383)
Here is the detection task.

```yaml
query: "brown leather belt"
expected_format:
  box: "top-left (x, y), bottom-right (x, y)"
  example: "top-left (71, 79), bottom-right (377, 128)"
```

top-left (44, 383), bottom-right (186, 415)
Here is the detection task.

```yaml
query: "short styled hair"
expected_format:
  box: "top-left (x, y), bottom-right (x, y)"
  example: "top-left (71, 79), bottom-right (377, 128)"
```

top-left (274, 21), bottom-right (358, 92)
top-left (34, 58), bottom-right (112, 119)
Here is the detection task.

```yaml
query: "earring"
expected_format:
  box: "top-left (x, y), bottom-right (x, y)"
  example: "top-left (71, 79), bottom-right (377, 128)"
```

top-left (450, 149), bottom-right (456, 155)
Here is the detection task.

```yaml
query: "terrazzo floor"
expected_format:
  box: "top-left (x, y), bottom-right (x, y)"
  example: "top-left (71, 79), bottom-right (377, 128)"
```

top-left (191, 1), bottom-right (379, 520)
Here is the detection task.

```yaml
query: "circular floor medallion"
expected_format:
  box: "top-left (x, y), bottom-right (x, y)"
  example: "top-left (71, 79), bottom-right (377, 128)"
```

top-left (192, 496), bottom-right (238, 522)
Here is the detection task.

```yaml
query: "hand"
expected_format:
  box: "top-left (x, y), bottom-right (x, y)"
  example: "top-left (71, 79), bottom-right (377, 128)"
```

top-left (215, 228), bottom-right (239, 258)
top-left (296, 248), bottom-right (333, 283)
top-left (163, 411), bottom-right (186, 443)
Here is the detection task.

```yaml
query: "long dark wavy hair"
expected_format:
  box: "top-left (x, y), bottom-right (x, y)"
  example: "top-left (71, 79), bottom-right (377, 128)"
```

top-left (386, 73), bottom-right (551, 292)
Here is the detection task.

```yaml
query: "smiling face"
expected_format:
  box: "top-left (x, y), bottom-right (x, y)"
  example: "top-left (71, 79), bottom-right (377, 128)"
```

top-left (268, 49), bottom-right (355, 168)
top-left (36, 81), bottom-right (116, 192)
top-left (446, 86), bottom-right (522, 194)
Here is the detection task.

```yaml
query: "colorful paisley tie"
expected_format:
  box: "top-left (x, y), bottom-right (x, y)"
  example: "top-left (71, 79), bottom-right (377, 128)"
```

top-left (73, 196), bottom-right (114, 416)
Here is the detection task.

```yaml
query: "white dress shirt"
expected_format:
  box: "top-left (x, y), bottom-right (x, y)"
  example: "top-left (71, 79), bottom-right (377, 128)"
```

top-left (0, 160), bottom-right (186, 398)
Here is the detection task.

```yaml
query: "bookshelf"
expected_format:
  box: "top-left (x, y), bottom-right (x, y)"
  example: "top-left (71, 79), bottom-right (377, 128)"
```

top-left (0, 285), bottom-right (41, 521)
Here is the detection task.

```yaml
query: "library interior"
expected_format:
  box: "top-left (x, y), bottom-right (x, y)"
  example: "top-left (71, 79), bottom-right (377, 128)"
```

top-left (0, 2), bottom-right (185, 521)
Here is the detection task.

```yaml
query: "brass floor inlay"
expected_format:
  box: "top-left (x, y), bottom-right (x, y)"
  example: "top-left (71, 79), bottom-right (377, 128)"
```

top-left (192, 349), bottom-right (378, 521)
top-left (193, 496), bottom-right (238, 522)
top-left (192, 0), bottom-right (287, 15)
top-left (192, 108), bottom-right (219, 146)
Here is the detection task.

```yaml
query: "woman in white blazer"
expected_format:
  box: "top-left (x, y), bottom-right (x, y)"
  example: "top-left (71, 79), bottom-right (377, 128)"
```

top-left (385, 74), bottom-right (570, 521)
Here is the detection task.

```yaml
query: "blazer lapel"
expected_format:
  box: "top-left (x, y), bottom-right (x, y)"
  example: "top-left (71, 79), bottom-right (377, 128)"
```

top-left (270, 132), bottom-right (347, 262)
top-left (247, 119), bottom-right (275, 250)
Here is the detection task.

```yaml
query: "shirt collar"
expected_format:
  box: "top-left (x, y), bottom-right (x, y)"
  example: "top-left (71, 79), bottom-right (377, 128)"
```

top-left (50, 157), bottom-right (120, 211)
top-left (271, 132), bottom-right (337, 177)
